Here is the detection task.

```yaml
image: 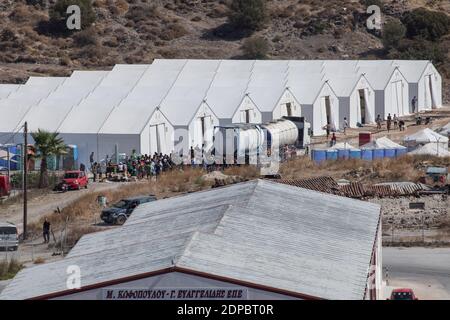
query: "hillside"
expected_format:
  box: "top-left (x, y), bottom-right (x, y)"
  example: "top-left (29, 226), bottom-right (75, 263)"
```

top-left (0, 0), bottom-right (449, 102)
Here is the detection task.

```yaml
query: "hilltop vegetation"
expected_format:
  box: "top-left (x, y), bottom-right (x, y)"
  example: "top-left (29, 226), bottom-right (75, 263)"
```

top-left (0, 0), bottom-right (449, 101)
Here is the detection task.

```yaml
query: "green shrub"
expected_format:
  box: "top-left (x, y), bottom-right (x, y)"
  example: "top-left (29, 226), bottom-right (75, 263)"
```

top-left (241, 36), bottom-right (269, 59)
top-left (228, 0), bottom-right (268, 31)
top-left (402, 8), bottom-right (450, 41)
top-left (382, 19), bottom-right (406, 50)
top-left (389, 39), bottom-right (446, 65)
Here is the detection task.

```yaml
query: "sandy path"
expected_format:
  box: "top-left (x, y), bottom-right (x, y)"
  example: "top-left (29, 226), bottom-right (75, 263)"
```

top-left (0, 182), bottom-right (122, 234)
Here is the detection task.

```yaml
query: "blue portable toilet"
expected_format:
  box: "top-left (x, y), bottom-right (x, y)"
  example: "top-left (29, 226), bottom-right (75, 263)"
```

top-left (361, 149), bottom-right (373, 161)
top-left (349, 149), bottom-right (361, 159)
top-left (312, 150), bottom-right (326, 164)
top-left (337, 149), bottom-right (350, 159)
top-left (384, 148), bottom-right (396, 158)
top-left (373, 148), bottom-right (385, 160)
top-left (326, 150), bottom-right (338, 161)
top-left (395, 148), bottom-right (407, 157)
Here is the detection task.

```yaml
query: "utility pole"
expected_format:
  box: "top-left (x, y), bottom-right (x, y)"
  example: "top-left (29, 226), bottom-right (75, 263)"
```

top-left (23, 122), bottom-right (28, 240)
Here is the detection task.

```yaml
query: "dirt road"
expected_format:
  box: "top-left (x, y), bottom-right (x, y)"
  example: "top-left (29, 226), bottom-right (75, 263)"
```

top-left (0, 182), bottom-right (122, 234)
top-left (383, 247), bottom-right (450, 300)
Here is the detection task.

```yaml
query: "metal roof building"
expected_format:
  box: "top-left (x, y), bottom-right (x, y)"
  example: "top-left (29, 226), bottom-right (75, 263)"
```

top-left (0, 180), bottom-right (382, 300)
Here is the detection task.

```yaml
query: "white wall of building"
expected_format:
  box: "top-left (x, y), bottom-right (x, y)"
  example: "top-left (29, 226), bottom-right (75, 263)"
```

top-left (53, 271), bottom-right (301, 300)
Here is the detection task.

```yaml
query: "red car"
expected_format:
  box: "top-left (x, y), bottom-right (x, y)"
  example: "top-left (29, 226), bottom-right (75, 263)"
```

top-left (389, 288), bottom-right (418, 300)
top-left (0, 175), bottom-right (11, 197)
top-left (60, 171), bottom-right (88, 190)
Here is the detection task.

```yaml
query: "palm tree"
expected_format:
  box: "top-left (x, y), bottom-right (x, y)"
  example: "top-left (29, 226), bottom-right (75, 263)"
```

top-left (30, 130), bottom-right (67, 188)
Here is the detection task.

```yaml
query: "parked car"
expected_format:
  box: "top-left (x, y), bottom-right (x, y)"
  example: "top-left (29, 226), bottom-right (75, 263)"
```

top-left (100, 195), bottom-right (157, 225)
top-left (0, 222), bottom-right (18, 251)
top-left (388, 288), bottom-right (418, 300)
top-left (55, 171), bottom-right (88, 191)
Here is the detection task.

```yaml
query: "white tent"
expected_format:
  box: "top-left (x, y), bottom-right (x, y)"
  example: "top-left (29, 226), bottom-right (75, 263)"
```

top-left (325, 74), bottom-right (376, 128)
top-left (57, 65), bottom-right (150, 164)
top-left (373, 136), bottom-right (406, 149)
top-left (391, 60), bottom-right (442, 112)
top-left (409, 143), bottom-right (450, 157)
top-left (329, 142), bottom-right (359, 150)
top-left (159, 60), bottom-right (220, 156)
top-left (356, 64), bottom-right (410, 119)
top-left (204, 60), bottom-right (262, 126)
top-left (404, 128), bottom-right (448, 151)
top-left (0, 77), bottom-right (66, 144)
top-left (99, 60), bottom-right (186, 157)
top-left (247, 60), bottom-right (300, 123)
top-left (288, 77), bottom-right (339, 136)
top-left (25, 71), bottom-right (109, 133)
top-left (0, 84), bottom-right (20, 99)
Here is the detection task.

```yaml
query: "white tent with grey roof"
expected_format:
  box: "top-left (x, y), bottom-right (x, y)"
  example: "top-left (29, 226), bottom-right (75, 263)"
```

top-left (391, 60), bottom-right (442, 112)
top-left (0, 180), bottom-right (382, 300)
top-left (57, 64), bottom-right (149, 165)
top-left (325, 73), bottom-right (376, 128)
top-left (159, 60), bottom-right (220, 157)
top-left (288, 76), bottom-right (339, 136)
top-left (0, 77), bottom-right (66, 144)
top-left (356, 63), bottom-right (410, 119)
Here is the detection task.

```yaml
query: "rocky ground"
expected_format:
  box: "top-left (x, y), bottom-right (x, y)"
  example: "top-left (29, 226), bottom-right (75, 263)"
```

top-left (0, 0), bottom-right (449, 102)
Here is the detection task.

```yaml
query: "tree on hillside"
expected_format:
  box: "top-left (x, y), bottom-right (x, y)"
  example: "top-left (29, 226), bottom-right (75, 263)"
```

top-left (402, 8), bottom-right (450, 42)
top-left (31, 130), bottom-right (67, 188)
top-left (49, 0), bottom-right (96, 34)
top-left (382, 19), bottom-right (406, 50)
top-left (228, 0), bottom-right (268, 31)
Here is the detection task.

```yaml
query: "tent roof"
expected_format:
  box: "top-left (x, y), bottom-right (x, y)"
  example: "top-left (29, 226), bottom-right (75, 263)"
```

top-left (362, 137), bottom-right (406, 149)
top-left (410, 143), bottom-right (450, 157)
top-left (159, 60), bottom-right (220, 126)
top-left (99, 61), bottom-right (186, 134)
top-left (328, 142), bottom-right (359, 150)
top-left (58, 65), bottom-right (149, 133)
top-left (404, 128), bottom-right (449, 144)
top-left (26, 71), bottom-right (108, 132)
top-left (390, 60), bottom-right (430, 82)
top-left (0, 180), bottom-right (381, 300)
top-left (0, 78), bottom-right (66, 133)
top-left (0, 84), bottom-right (20, 99)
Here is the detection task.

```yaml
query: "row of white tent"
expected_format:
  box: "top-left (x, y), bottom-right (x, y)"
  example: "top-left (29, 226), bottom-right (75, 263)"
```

top-left (0, 59), bottom-right (443, 165)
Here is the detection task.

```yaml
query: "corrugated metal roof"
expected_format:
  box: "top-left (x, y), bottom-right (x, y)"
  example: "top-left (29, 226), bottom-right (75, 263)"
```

top-left (0, 180), bottom-right (380, 300)
top-left (276, 178), bottom-right (427, 198)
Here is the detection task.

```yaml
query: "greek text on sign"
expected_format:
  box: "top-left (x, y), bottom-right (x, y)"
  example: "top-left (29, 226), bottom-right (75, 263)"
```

top-left (101, 288), bottom-right (248, 300)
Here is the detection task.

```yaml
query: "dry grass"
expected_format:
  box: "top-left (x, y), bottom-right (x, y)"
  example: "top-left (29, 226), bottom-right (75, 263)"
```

top-left (33, 257), bottom-right (45, 264)
top-left (279, 154), bottom-right (449, 183)
top-left (0, 259), bottom-right (23, 280)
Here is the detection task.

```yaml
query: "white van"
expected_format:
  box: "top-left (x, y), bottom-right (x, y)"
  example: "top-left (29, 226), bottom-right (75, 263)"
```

top-left (0, 222), bottom-right (18, 251)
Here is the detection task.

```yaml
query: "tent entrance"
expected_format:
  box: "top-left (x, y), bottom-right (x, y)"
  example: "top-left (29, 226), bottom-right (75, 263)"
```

top-left (240, 110), bottom-right (251, 123)
top-left (325, 96), bottom-right (331, 125)
top-left (391, 80), bottom-right (403, 116)
top-left (358, 89), bottom-right (367, 124)
top-left (425, 75), bottom-right (436, 109)
top-left (286, 103), bottom-right (292, 117)
top-left (149, 123), bottom-right (167, 154)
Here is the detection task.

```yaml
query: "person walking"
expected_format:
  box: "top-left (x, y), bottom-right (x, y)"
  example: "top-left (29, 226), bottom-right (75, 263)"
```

top-left (393, 114), bottom-right (399, 130)
top-left (43, 218), bottom-right (51, 244)
top-left (376, 115), bottom-right (382, 130)
top-left (412, 96), bottom-right (417, 114)
top-left (330, 132), bottom-right (337, 147)
top-left (387, 114), bottom-right (392, 132)
top-left (343, 117), bottom-right (348, 135)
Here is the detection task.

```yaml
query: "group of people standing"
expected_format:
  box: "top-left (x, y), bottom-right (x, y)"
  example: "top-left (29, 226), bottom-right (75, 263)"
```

top-left (89, 151), bottom-right (176, 181)
top-left (376, 114), bottom-right (405, 132)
